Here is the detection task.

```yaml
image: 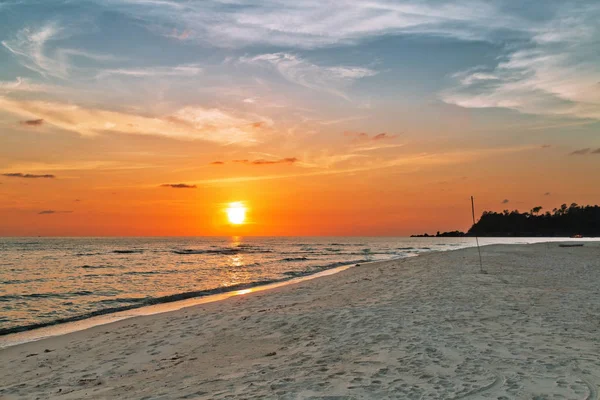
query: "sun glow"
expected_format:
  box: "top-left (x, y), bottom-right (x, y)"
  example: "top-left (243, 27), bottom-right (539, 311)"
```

top-left (226, 202), bottom-right (247, 225)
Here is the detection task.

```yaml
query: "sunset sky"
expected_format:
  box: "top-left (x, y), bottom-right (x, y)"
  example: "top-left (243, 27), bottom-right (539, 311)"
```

top-left (1, 0), bottom-right (599, 236)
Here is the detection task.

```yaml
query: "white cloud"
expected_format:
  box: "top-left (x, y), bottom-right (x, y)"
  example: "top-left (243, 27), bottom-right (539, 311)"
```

top-left (442, 4), bottom-right (600, 120)
top-left (2, 23), bottom-right (63, 77)
top-left (2, 23), bottom-right (118, 79)
top-left (105, 0), bottom-right (519, 48)
top-left (0, 96), bottom-right (271, 145)
top-left (240, 53), bottom-right (377, 100)
top-left (96, 64), bottom-right (203, 79)
top-left (0, 77), bottom-right (59, 93)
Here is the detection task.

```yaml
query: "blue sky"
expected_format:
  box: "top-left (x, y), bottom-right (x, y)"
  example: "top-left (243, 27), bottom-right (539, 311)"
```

top-left (2, 0), bottom-right (599, 122)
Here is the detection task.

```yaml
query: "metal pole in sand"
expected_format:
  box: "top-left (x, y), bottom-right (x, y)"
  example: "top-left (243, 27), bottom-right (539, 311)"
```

top-left (471, 196), bottom-right (484, 273)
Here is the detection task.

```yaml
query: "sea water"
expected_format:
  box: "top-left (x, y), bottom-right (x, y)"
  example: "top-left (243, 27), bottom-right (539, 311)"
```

top-left (0, 236), bottom-right (588, 334)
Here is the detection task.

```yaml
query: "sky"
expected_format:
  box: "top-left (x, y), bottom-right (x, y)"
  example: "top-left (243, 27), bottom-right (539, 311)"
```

top-left (0, 0), bottom-right (599, 236)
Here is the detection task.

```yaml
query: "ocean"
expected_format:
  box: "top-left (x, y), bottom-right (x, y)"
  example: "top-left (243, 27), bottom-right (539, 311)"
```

top-left (0, 236), bottom-right (586, 335)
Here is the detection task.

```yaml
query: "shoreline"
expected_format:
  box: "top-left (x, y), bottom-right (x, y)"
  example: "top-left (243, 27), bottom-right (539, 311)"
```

top-left (0, 257), bottom-right (387, 349)
top-left (1, 242), bottom-right (599, 399)
top-left (0, 238), bottom-right (593, 348)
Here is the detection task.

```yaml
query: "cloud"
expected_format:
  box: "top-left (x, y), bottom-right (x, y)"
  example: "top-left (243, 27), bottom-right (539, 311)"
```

top-left (38, 210), bottom-right (72, 214)
top-left (345, 131), bottom-right (395, 141)
top-left (570, 148), bottom-right (591, 156)
top-left (2, 23), bottom-right (117, 79)
top-left (344, 132), bottom-right (369, 140)
top-left (544, 192), bottom-right (551, 196)
top-left (233, 157), bottom-right (299, 165)
top-left (240, 53), bottom-right (377, 100)
top-left (344, 132), bottom-right (401, 151)
top-left (0, 97), bottom-right (270, 144)
top-left (501, 199), bottom-right (510, 204)
top-left (442, 3), bottom-right (600, 120)
top-left (541, 144), bottom-right (552, 148)
top-left (1, 22), bottom-right (63, 78)
top-left (160, 183), bottom-right (197, 189)
top-left (571, 147), bottom-right (600, 155)
top-left (210, 161), bottom-right (224, 165)
top-left (20, 118), bottom-right (44, 126)
top-left (373, 133), bottom-right (392, 140)
top-left (166, 28), bottom-right (193, 40)
top-left (96, 64), bottom-right (202, 79)
top-left (2, 172), bottom-right (55, 178)
top-left (183, 145), bottom-right (536, 186)
top-left (0, 77), bottom-right (58, 93)
top-left (103, 0), bottom-right (521, 49)
top-left (353, 143), bottom-right (405, 152)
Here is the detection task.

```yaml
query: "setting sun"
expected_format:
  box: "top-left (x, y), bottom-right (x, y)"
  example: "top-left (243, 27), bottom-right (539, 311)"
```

top-left (226, 202), bottom-right (247, 225)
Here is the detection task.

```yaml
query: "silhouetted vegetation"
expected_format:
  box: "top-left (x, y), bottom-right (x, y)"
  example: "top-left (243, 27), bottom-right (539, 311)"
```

top-left (411, 231), bottom-right (466, 238)
top-left (468, 203), bottom-right (600, 237)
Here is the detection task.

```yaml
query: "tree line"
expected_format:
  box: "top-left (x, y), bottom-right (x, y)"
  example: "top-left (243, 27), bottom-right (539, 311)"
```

top-left (468, 203), bottom-right (600, 237)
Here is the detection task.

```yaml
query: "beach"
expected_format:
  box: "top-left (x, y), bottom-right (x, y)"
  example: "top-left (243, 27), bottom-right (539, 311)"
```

top-left (1, 242), bottom-right (599, 399)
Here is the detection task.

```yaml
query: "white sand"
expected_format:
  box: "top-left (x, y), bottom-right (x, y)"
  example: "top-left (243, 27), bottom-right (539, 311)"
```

top-left (1, 243), bottom-right (599, 399)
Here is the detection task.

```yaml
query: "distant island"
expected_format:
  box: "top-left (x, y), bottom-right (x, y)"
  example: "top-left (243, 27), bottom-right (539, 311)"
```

top-left (412, 203), bottom-right (600, 237)
top-left (411, 231), bottom-right (466, 238)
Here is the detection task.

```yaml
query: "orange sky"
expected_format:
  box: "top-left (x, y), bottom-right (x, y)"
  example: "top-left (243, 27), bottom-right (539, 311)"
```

top-left (1, 126), bottom-right (598, 236)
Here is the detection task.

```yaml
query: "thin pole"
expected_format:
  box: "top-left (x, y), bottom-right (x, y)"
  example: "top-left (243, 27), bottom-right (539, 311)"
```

top-left (471, 196), bottom-right (484, 273)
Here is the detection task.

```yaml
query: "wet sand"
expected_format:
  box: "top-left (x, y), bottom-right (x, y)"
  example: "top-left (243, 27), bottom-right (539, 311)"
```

top-left (1, 243), bottom-right (599, 399)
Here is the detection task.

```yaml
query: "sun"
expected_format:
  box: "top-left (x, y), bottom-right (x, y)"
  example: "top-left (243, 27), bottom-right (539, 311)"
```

top-left (226, 202), bottom-right (246, 225)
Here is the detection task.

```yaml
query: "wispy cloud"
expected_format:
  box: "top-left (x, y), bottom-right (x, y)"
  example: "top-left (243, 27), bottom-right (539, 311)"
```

top-left (345, 131), bottom-right (396, 141)
top-left (185, 145), bottom-right (537, 186)
top-left (240, 53), bottom-right (377, 100)
top-left (1, 22), bottom-right (63, 78)
top-left (442, 3), bottom-right (600, 120)
top-left (160, 183), bottom-right (197, 189)
top-left (344, 131), bottom-right (402, 152)
top-left (0, 97), bottom-right (271, 144)
top-left (2, 172), bottom-right (55, 179)
top-left (0, 77), bottom-right (59, 93)
top-left (234, 157), bottom-right (299, 165)
top-left (5, 160), bottom-right (154, 173)
top-left (104, 0), bottom-right (519, 48)
top-left (317, 115), bottom-right (369, 126)
top-left (501, 199), bottom-right (510, 204)
top-left (96, 64), bottom-right (202, 79)
top-left (2, 23), bottom-right (117, 79)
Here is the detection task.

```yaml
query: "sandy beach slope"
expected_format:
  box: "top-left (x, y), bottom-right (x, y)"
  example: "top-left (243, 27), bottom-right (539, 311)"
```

top-left (1, 243), bottom-right (599, 399)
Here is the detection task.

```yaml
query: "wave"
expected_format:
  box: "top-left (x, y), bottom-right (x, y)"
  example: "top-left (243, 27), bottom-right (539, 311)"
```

top-left (280, 257), bottom-right (309, 262)
top-left (112, 250), bottom-right (144, 254)
top-left (79, 264), bottom-right (123, 270)
top-left (0, 258), bottom-right (365, 336)
top-left (96, 297), bottom-right (148, 304)
top-left (0, 290), bottom-right (94, 302)
top-left (172, 247), bottom-right (272, 255)
top-left (1, 278), bottom-right (47, 285)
